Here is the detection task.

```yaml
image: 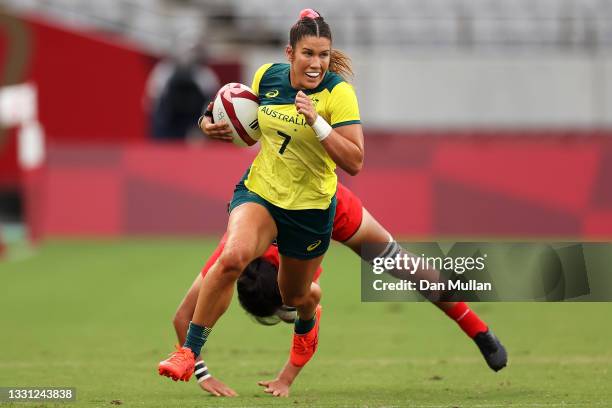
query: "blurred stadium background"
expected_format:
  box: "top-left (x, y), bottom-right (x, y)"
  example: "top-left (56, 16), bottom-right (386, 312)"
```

top-left (1, 1), bottom-right (612, 407)
top-left (1, 0), bottom-right (612, 242)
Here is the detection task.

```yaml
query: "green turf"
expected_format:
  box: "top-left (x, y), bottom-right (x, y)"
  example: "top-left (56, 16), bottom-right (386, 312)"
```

top-left (1, 239), bottom-right (611, 407)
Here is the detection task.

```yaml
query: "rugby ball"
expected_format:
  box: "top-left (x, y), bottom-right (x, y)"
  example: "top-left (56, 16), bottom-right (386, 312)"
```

top-left (212, 83), bottom-right (261, 147)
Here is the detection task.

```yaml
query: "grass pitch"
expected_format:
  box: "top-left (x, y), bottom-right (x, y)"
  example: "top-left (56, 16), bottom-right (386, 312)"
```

top-left (1, 239), bottom-right (611, 407)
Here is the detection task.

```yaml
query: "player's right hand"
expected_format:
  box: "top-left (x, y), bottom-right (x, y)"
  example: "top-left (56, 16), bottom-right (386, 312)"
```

top-left (199, 376), bottom-right (238, 397)
top-left (198, 102), bottom-right (234, 142)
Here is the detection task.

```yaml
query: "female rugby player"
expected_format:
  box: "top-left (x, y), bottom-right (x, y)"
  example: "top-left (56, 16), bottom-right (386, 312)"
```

top-left (159, 9), bottom-right (364, 381)
top-left (172, 184), bottom-right (507, 397)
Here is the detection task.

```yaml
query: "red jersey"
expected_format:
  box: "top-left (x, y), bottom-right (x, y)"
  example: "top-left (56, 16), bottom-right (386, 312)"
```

top-left (201, 182), bottom-right (363, 281)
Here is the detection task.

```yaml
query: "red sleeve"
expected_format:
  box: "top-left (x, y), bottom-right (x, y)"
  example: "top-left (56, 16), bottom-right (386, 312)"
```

top-left (260, 244), bottom-right (280, 268)
top-left (200, 233), bottom-right (228, 278)
top-left (332, 182), bottom-right (364, 242)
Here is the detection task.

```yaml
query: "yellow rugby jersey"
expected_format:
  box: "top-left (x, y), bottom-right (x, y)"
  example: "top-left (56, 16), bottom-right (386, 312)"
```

top-left (245, 63), bottom-right (361, 210)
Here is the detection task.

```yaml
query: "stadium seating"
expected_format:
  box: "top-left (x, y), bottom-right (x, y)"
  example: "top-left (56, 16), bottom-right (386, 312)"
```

top-left (2, 0), bottom-right (612, 52)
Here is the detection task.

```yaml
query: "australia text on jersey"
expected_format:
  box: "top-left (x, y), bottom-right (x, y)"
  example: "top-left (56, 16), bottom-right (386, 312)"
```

top-left (260, 106), bottom-right (309, 127)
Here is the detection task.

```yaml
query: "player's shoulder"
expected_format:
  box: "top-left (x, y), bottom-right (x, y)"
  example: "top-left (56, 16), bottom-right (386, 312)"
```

top-left (252, 63), bottom-right (286, 95)
top-left (328, 78), bottom-right (357, 102)
top-left (318, 70), bottom-right (345, 93)
top-left (264, 63), bottom-right (290, 77)
top-left (254, 63), bottom-right (288, 85)
top-left (256, 63), bottom-right (297, 104)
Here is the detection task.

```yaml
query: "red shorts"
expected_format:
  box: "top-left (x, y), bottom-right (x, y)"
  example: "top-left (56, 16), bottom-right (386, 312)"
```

top-left (200, 182), bottom-right (364, 281)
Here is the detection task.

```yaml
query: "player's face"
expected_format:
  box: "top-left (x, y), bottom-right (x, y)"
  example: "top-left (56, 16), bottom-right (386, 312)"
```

top-left (287, 36), bottom-right (331, 90)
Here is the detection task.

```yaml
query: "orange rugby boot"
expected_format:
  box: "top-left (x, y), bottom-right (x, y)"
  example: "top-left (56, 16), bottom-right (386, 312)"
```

top-left (158, 345), bottom-right (195, 382)
top-left (289, 305), bottom-right (322, 367)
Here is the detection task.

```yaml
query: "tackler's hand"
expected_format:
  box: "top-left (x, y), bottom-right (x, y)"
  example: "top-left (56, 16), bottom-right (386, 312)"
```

top-left (257, 378), bottom-right (291, 397)
top-left (199, 375), bottom-right (238, 397)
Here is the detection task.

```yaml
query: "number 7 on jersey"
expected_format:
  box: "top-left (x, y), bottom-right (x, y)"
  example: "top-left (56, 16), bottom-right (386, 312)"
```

top-left (276, 131), bottom-right (292, 154)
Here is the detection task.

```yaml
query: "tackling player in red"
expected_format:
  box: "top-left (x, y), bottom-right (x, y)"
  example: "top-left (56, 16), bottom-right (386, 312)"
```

top-left (167, 183), bottom-right (507, 397)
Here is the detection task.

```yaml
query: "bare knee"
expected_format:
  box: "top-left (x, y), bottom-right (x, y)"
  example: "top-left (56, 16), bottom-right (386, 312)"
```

top-left (215, 248), bottom-right (252, 279)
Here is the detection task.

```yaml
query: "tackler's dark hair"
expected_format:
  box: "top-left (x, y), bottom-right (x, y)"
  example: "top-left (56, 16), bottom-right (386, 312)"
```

top-left (236, 257), bottom-right (283, 325)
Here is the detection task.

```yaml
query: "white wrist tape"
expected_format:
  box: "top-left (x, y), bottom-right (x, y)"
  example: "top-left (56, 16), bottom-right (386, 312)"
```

top-left (312, 115), bottom-right (332, 142)
top-left (197, 373), bottom-right (212, 383)
top-left (194, 361), bottom-right (211, 383)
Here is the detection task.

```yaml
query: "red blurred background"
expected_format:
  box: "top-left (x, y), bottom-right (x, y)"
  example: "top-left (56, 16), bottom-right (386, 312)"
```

top-left (1, 11), bottom-right (612, 241)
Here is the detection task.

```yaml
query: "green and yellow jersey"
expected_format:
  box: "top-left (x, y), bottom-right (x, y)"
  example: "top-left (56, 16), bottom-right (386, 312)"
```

top-left (245, 63), bottom-right (361, 210)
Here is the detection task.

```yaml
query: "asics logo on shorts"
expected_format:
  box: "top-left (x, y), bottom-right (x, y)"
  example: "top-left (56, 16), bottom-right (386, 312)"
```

top-left (265, 89), bottom-right (279, 98)
top-left (306, 240), bottom-right (322, 252)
